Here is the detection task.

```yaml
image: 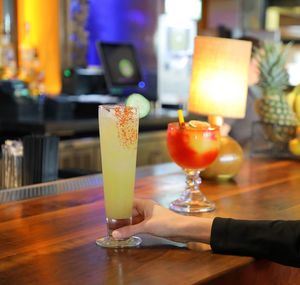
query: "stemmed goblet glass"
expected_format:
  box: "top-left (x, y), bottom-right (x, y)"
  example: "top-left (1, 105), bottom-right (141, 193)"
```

top-left (167, 120), bottom-right (220, 213)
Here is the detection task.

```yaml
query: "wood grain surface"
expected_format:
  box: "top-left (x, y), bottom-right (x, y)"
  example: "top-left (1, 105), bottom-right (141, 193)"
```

top-left (0, 159), bottom-right (300, 285)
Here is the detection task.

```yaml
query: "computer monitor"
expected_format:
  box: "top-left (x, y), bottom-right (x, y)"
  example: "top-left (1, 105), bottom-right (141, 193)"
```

top-left (96, 42), bottom-right (145, 98)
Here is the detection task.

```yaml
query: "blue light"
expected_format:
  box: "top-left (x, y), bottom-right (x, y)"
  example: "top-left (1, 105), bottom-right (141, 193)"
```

top-left (138, 81), bottom-right (146, 88)
top-left (85, 0), bottom-right (151, 66)
top-left (85, 0), bottom-right (130, 65)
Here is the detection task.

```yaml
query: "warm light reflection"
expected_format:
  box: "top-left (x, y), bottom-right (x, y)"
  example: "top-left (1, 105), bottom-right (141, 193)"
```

top-left (17, 0), bottom-right (61, 95)
top-left (188, 36), bottom-right (252, 118)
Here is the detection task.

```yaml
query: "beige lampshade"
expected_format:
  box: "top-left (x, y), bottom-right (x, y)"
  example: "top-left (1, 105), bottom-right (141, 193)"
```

top-left (188, 36), bottom-right (252, 118)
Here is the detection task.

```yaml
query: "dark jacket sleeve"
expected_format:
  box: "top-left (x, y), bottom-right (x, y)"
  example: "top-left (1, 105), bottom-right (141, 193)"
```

top-left (210, 217), bottom-right (300, 268)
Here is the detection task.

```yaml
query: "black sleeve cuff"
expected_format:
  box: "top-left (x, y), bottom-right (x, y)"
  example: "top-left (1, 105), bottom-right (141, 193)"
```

top-left (210, 217), bottom-right (231, 253)
top-left (209, 217), bottom-right (300, 267)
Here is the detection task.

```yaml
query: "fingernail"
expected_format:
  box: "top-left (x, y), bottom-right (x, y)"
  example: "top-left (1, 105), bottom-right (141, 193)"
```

top-left (112, 230), bottom-right (122, 239)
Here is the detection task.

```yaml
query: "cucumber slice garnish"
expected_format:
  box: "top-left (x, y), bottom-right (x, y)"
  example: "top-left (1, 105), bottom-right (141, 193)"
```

top-left (126, 93), bottom-right (151, 119)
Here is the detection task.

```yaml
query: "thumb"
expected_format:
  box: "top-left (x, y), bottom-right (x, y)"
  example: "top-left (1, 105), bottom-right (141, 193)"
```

top-left (112, 222), bottom-right (145, 240)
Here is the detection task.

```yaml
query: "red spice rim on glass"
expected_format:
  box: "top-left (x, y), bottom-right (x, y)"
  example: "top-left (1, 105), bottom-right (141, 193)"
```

top-left (98, 104), bottom-right (137, 111)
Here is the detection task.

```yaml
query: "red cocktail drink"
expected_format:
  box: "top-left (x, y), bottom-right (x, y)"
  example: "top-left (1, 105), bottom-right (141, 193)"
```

top-left (167, 122), bottom-right (220, 169)
top-left (167, 121), bottom-right (220, 213)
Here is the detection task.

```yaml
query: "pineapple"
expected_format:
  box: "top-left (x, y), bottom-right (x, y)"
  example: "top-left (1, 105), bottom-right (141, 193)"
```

top-left (254, 41), bottom-right (299, 143)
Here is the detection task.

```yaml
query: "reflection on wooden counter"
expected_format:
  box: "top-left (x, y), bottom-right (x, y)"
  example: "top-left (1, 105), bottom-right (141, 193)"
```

top-left (0, 159), bottom-right (300, 284)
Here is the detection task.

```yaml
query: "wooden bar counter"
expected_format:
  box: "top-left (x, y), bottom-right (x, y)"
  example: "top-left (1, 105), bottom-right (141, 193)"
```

top-left (1, 158), bottom-right (300, 284)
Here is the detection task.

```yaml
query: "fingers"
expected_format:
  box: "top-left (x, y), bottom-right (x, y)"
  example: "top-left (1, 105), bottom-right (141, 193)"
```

top-left (133, 198), bottom-right (148, 211)
top-left (133, 198), bottom-right (157, 215)
top-left (113, 199), bottom-right (159, 240)
top-left (132, 208), bottom-right (139, 217)
top-left (112, 222), bottom-right (145, 240)
top-left (132, 214), bottom-right (144, 225)
top-left (132, 199), bottom-right (150, 217)
top-left (133, 198), bottom-right (156, 207)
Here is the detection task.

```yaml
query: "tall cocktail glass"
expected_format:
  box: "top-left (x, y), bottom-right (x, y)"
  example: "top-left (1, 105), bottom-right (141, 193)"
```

top-left (96, 105), bottom-right (141, 248)
top-left (167, 122), bottom-right (220, 213)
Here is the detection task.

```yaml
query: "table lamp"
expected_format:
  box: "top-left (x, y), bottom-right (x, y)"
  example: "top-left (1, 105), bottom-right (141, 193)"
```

top-left (188, 36), bottom-right (252, 179)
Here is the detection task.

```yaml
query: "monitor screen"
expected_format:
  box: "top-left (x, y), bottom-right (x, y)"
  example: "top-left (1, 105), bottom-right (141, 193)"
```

top-left (96, 42), bottom-right (143, 91)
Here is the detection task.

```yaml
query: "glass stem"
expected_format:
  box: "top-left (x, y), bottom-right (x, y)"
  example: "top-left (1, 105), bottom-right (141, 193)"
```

top-left (183, 169), bottom-right (205, 200)
top-left (169, 169), bottom-right (215, 213)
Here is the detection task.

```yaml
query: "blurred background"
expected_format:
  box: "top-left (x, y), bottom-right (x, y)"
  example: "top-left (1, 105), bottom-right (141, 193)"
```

top-left (0, 0), bottom-right (299, 102)
top-left (1, 0), bottom-right (300, 185)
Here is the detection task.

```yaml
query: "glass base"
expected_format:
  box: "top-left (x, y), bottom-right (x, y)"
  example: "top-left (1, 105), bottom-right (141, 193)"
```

top-left (169, 195), bottom-right (215, 213)
top-left (96, 236), bottom-right (142, 248)
top-left (169, 169), bottom-right (216, 213)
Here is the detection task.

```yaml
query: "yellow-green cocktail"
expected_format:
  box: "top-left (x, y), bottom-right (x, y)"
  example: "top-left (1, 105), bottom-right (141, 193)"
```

top-left (96, 105), bottom-right (141, 248)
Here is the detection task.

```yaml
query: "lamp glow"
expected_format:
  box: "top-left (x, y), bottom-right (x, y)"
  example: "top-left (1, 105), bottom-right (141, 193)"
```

top-left (188, 36), bottom-right (252, 180)
top-left (188, 36), bottom-right (252, 118)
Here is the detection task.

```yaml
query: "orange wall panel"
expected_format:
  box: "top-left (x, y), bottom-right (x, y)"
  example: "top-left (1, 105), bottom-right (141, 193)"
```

top-left (17, 0), bottom-right (61, 95)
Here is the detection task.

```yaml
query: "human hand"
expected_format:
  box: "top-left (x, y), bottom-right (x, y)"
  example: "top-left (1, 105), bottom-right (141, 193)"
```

top-left (112, 199), bottom-right (213, 244)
